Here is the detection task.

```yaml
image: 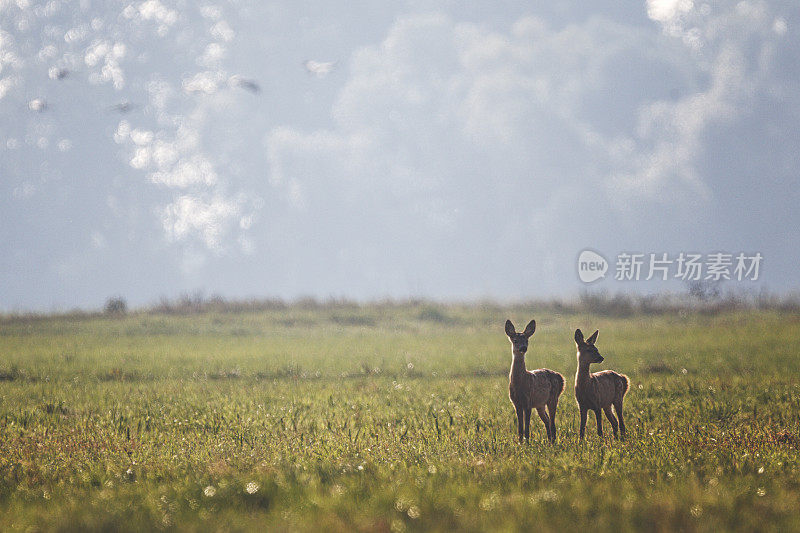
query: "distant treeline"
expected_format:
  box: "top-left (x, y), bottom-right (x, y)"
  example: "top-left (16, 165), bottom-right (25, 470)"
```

top-left (1, 283), bottom-right (799, 323)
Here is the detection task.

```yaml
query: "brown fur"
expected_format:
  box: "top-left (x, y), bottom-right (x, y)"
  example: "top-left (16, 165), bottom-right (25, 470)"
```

top-left (506, 319), bottom-right (565, 443)
top-left (573, 328), bottom-right (629, 440)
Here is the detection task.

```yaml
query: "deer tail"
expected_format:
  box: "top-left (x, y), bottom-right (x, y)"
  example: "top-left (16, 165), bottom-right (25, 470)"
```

top-left (551, 371), bottom-right (565, 397)
top-left (619, 373), bottom-right (630, 397)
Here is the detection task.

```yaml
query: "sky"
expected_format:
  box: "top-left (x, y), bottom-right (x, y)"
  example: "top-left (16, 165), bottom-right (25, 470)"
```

top-left (1, 0), bottom-right (798, 311)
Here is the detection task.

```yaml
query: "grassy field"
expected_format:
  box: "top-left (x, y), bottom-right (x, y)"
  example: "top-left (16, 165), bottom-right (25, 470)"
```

top-left (0, 303), bottom-right (799, 531)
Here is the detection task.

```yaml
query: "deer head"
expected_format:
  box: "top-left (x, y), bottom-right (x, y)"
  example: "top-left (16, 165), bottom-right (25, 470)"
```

top-left (505, 319), bottom-right (536, 355)
top-left (575, 328), bottom-right (603, 364)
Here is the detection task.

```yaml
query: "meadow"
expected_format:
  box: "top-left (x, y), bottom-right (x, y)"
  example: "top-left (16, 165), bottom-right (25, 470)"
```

top-left (0, 301), bottom-right (799, 531)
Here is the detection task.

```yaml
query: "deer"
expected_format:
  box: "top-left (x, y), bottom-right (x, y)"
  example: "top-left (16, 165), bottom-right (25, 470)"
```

top-left (505, 319), bottom-right (565, 443)
top-left (573, 328), bottom-right (629, 440)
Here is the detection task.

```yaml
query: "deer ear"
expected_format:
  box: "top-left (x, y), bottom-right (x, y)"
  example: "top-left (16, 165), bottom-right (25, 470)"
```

top-left (505, 320), bottom-right (516, 337)
top-left (522, 319), bottom-right (536, 338)
top-left (586, 330), bottom-right (599, 344)
top-left (574, 329), bottom-right (584, 345)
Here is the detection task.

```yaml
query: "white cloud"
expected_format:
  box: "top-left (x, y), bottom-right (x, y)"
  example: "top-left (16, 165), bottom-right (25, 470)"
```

top-left (136, 0), bottom-right (178, 35)
top-left (84, 39), bottom-right (127, 89)
top-left (130, 129), bottom-right (154, 145)
top-left (210, 21), bottom-right (234, 42)
top-left (116, 100), bottom-right (248, 250)
top-left (646, 0), bottom-right (694, 23)
top-left (151, 155), bottom-right (218, 188)
top-left (0, 28), bottom-right (22, 100)
top-left (259, 5), bottom-right (797, 295)
top-left (268, 13), bottom-right (668, 222)
top-left (182, 70), bottom-right (225, 94)
top-left (161, 195), bottom-right (240, 250)
top-left (612, 0), bottom-right (793, 206)
top-left (607, 43), bottom-right (746, 204)
top-left (772, 17), bottom-right (787, 35)
top-left (197, 42), bottom-right (226, 68)
top-left (275, 5), bottom-right (792, 210)
top-left (99, 5), bottom-right (255, 254)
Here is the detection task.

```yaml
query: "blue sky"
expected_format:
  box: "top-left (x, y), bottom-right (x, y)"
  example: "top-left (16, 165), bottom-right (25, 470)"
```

top-left (1, 0), bottom-right (798, 310)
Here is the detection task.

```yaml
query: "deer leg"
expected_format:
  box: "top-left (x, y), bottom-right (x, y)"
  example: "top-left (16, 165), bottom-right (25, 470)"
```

top-left (603, 405), bottom-right (619, 438)
top-left (579, 406), bottom-right (588, 440)
top-left (524, 407), bottom-right (532, 442)
top-left (547, 400), bottom-right (558, 443)
top-left (515, 405), bottom-right (524, 443)
top-left (614, 400), bottom-right (626, 439)
top-left (595, 409), bottom-right (603, 437)
top-left (536, 406), bottom-right (550, 442)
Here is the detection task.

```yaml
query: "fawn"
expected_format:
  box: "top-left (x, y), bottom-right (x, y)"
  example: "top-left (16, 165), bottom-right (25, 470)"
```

top-left (573, 328), bottom-right (629, 440)
top-left (505, 319), bottom-right (565, 443)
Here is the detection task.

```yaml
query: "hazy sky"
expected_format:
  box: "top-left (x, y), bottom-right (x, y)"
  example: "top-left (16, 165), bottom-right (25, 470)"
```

top-left (1, 0), bottom-right (798, 311)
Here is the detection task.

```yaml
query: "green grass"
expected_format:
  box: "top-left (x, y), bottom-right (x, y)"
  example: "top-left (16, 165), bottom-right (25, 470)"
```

top-left (0, 304), bottom-right (799, 531)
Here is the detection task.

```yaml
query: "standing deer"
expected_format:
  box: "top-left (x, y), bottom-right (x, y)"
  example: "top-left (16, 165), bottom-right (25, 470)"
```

top-left (573, 328), bottom-right (629, 440)
top-left (505, 319), bottom-right (565, 443)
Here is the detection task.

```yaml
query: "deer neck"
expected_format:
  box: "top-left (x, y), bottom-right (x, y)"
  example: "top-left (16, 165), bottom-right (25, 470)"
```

top-left (510, 351), bottom-right (527, 379)
top-left (575, 358), bottom-right (592, 389)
